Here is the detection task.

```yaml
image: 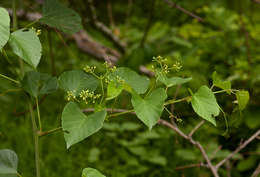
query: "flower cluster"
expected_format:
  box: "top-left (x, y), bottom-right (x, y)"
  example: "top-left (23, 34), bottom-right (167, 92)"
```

top-left (152, 56), bottom-right (182, 74)
top-left (31, 27), bottom-right (41, 36)
top-left (83, 65), bottom-right (96, 73)
top-left (79, 90), bottom-right (101, 104)
top-left (66, 90), bottom-right (76, 101)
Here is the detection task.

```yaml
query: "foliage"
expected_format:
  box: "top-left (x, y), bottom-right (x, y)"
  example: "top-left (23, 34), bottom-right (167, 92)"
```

top-left (0, 0), bottom-right (259, 177)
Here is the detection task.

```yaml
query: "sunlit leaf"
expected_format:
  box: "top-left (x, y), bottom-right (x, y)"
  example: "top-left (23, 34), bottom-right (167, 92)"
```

top-left (157, 72), bottom-right (192, 87)
top-left (8, 29), bottom-right (42, 68)
top-left (106, 81), bottom-right (123, 100)
top-left (191, 85), bottom-right (220, 126)
top-left (62, 102), bottom-right (107, 148)
top-left (112, 67), bottom-right (150, 94)
top-left (0, 149), bottom-right (18, 177)
top-left (212, 71), bottom-right (231, 94)
top-left (82, 168), bottom-right (106, 177)
top-left (236, 90), bottom-right (249, 111)
top-left (131, 88), bottom-right (167, 129)
top-left (0, 8), bottom-right (10, 50)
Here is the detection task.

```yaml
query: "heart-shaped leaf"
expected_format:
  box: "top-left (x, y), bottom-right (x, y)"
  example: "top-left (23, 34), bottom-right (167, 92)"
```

top-left (157, 72), bottom-right (192, 87)
top-left (40, 0), bottom-right (82, 34)
top-left (58, 70), bottom-right (98, 96)
top-left (62, 102), bottom-right (107, 148)
top-left (191, 85), bottom-right (220, 126)
top-left (82, 168), bottom-right (106, 177)
top-left (8, 29), bottom-right (42, 68)
top-left (236, 90), bottom-right (249, 111)
top-left (22, 71), bottom-right (58, 97)
top-left (0, 149), bottom-right (18, 177)
top-left (0, 8), bottom-right (10, 50)
top-left (131, 88), bottom-right (167, 130)
top-left (212, 71), bottom-right (231, 94)
top-left (111, 67), bottom-right (150, 94)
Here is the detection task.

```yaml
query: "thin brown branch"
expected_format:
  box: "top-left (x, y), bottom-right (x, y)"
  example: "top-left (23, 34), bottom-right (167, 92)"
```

top-left (251, 163), bottom-right (260, 177)
top-left (139, 65), bottom-right (155, 76)
top-left (252, 0), bottom-right (260, 4)
top-left (215, 129), bottom-right (260, 169)
top-left (188, 120), bottom-right (205, 137)
top-left (158, 119), bottom-right (219, 177)
top-left (175, 162), bottom-right (208, 170)
top-left (163, 0), bottom-right (203, 22)
top-left (87, 0), bottom-right (126, 52)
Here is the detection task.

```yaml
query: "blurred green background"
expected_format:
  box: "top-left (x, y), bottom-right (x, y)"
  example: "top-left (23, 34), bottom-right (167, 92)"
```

top-left (0, 0), bottom-right (259, 176)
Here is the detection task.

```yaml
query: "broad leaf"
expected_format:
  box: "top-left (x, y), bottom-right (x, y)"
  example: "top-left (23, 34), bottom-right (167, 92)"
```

top-left (40, 0), bottom-right (82, 34)
top-left (212, 71), bottom-right (231, 94)
top-left (82, 168), bottom-right (106, 177)
top-left (0, 8), bottom-right (10, 50)
top-left (191, 85), bottom-right (220, 126)
top-left (0, 149), bottom-right (18, 177)
top-left (111, 67), bottom-right (150, 94)
top-left (106, 81), bottom-right (123, 100)
top-left (157, 72), bottom-right (192, 87)
top-left (236, 90), bottom-right (249, 111)
top-left (131, 88), bottom-right (167, 129)
top-left (22, 71), bottom-right (58, 97)
top-left (62, 102), bottom-right (107, 148)
top-left (8, 29), bottom-right (42, 68)
top-left (58, 70), bottom-right (98, 96)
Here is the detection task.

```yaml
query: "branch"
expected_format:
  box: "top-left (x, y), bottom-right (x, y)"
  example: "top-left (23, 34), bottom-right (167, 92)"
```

top-left (9, 10), bottom-right (121, 64)
top-left (251, 163), bottom-right (260, 177)
top-left (175, 162), bottom-right (208, 170)
top-left (215, 129), bottom-right (260, 169)
top-left (163, 0), bottom-right (203, 22)
top-left (158, 119), bottom-right (219, 177)
top-left (188, 120), bottom-right (205, 137)
top-left (252, 0), bottom-right (260, 4)
top-left (87, 0), bottom-right (126, 52)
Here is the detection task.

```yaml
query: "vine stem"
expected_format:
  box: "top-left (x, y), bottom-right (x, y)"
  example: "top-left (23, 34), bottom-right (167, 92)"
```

top-left (36, 97), bottom-right (42, 132)
top-left (28, 100), bottom-right (41, 177)
top-left (107, 109), bottom-right (134, 118)
top-left (164, 96), bottom-right (191, 105)
top-left (0, 74), bottom-right (20, 84)
top-left (38, 127), bottom-right (62, 137)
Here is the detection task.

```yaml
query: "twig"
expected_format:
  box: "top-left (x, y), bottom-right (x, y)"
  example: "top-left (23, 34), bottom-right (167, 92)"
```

top-left (251, 163), bottom-right (260, 177)
top-left (87, 0), bottom-right (126, 52)
top-left (188, 120), bottom-right (205, 137)
top-left (163, 0), bottom-right (203, 22)
top-left (215, 129), bottom-right (260, 170)
top-left (158, 119), bottom-right (219, 177)
top-left (175, 162), bottom-right (208, 170)
top-left (38, 127), bottom-right (62, 137)
top-left (252, 0), bottom-right (260, 4)
top-left (139, 66), bottom-right (155, 76)
top-left (140, 0), bottom-right (156, 47)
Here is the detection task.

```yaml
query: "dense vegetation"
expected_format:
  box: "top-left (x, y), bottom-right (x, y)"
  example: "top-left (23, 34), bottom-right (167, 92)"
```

top-left (0, 0), bottom-right (259, 177)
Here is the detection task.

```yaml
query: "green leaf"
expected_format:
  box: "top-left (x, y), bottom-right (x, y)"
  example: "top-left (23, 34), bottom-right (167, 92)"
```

top-left (40, 0), bottom-right (82, 34)
top-left (82, 168), bottom-right (106, 177)
top-left (131, 88), bottom-right (167, 129)
top-left (62, 102), bottom-right (107, 148)
top-left (157, 72), bottom-right (192, 87)
top-left (112, 67), bottom-right (150, 94)
top-left (0, 149), bottom-right (18, 177)
top-left (58, 70), bottom-right (98, 96)
top-left (212, 71), bottom-right (231, 94)
top-left (22, 71), bottom-right (58, 97)
top-left (236, 90), bottom-right (249, 111)
top-left (8, 29), bottom-right (42, 68)
top-left (191, 85), bottom-right (220, 126)
top-left (0, 8), bottom-right (10, 50)
top-left (106, 81), bottom-right (123, 100)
